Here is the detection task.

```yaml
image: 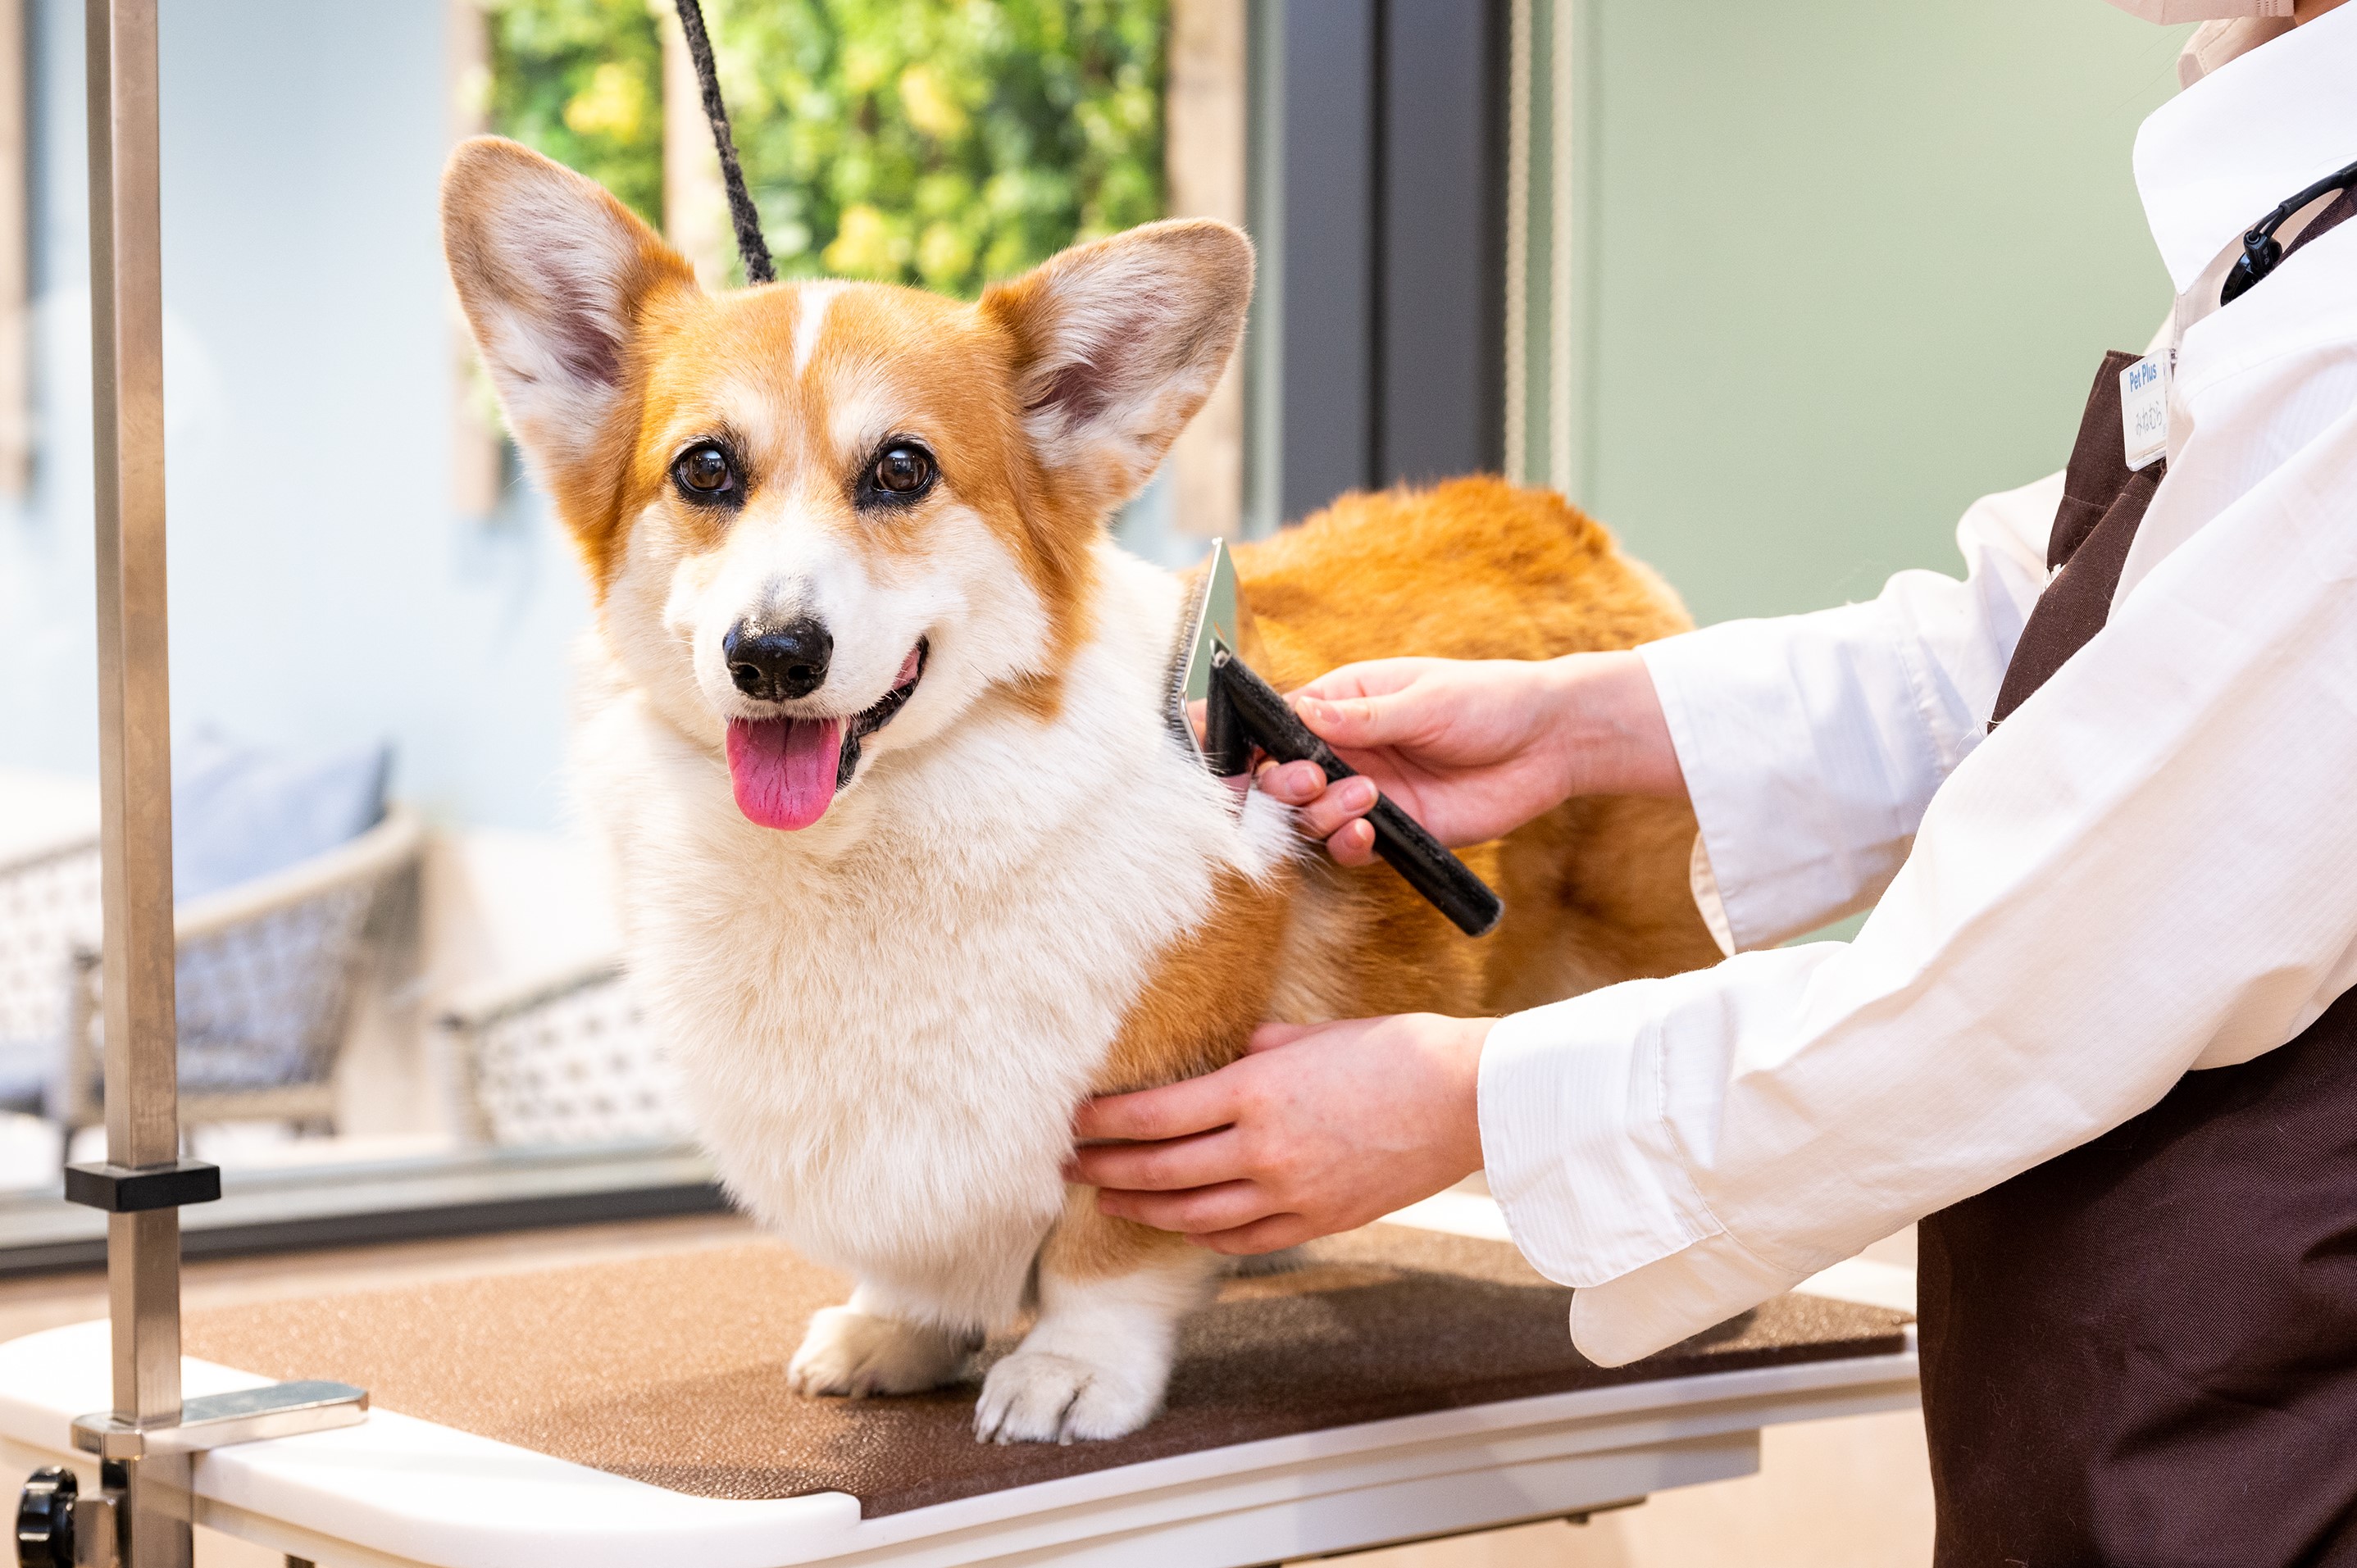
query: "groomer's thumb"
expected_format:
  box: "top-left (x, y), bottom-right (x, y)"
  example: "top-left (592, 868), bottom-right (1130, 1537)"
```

top-left (1292, 690), bottom-right (1391, 747)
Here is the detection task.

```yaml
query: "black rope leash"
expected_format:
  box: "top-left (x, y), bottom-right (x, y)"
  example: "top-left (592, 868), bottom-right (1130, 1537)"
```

top-left (671, 0), bottom-right (773, 284)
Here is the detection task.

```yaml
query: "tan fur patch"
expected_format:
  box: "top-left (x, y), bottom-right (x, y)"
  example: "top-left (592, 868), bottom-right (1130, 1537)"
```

top-left (1092, 866), bottom-right (1296, 1096)
top-left (1038, 1184), bottom-right (1205, 1284)
top-left (1226, 476), bottom-right (1722, 1022)
top-left (981, 670), bottom-right (1069, 728)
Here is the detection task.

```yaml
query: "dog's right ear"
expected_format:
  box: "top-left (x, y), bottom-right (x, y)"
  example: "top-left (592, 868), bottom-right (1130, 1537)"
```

top-left (981, 220), bottom-right (1253, 524)
top-left (441, 137), bottom-right (697, 484)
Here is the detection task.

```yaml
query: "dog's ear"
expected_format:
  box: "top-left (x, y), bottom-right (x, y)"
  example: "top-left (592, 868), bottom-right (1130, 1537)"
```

top-left (981, 219), bottom-right (1253, 520)
top-left (441, 137), bottom-right (697, 485)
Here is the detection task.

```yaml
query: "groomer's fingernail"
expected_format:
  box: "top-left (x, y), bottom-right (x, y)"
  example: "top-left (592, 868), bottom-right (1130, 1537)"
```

top-left (1340, 777), bottom-right (1378, 811)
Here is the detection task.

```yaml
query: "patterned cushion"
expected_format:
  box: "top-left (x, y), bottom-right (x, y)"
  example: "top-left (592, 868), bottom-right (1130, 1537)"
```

top-left (173, 731), bottom-right (390, 903)
top-left (174, 882), bottom-right (377, 1092)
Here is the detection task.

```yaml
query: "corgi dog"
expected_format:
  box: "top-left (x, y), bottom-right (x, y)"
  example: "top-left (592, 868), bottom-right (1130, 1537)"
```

top-left (441, 137), bottom-right (1719, 1444)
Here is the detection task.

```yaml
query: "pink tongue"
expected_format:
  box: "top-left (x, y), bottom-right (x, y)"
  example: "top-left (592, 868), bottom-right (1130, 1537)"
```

top-left (727, 716), bottom-right (843, 830)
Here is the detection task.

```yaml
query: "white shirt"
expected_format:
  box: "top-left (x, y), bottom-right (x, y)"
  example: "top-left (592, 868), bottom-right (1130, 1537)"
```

top-left (1478, 7), bottom-right (2357, 1368)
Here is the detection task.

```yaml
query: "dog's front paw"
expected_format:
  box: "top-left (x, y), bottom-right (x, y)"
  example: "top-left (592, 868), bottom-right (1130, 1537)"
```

top-left (973, 1348), bottom-right (1160, 1444)
top-left (788, 1306), bottom-right (967, 1399)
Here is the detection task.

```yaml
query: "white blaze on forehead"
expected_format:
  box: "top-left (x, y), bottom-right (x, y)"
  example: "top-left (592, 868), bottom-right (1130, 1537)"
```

top-left (825, 370), bottom-right (900, 470)
top-left (793, 282), bottom-right (851, 379)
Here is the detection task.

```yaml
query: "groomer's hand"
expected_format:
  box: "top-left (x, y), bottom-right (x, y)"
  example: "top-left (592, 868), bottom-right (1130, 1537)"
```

top-left (1261, 649), bottom-right (1684, 866)
top-left (1066, 1014), bottom-right (1490, 1252)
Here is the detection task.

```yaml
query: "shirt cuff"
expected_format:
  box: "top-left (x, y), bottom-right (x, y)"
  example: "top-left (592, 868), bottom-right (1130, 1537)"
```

top-left (1688, 834), bottom-right (1736, 959)
top-left (1568, 1229), bottom-right (1813, 1366)
top-left (1478, 978), bottom-right (1831, 1367)
top-left (1477, 986), bottom-right (1721, 1289)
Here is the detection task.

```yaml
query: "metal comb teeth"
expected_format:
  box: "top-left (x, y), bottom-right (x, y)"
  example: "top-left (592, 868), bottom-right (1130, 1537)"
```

top-left (1163, 560), bottom-right (1214, 757)
top-left (1161, 539), bottom-right (1240, 770)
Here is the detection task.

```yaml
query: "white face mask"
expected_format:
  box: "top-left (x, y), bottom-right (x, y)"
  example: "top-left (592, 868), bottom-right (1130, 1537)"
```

top-left (2101, 0), bottom-right (2290, 19)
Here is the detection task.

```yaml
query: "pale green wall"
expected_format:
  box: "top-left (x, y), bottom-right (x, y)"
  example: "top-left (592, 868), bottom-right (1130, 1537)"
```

top-left (1576, 2), bottom-right (2191, 624)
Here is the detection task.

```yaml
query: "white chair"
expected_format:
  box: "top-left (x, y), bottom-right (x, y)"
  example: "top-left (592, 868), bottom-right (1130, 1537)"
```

top-left (440, 957), bottom-right (690, 1148)
top-left (0, 807), bottom-right (425, 1143)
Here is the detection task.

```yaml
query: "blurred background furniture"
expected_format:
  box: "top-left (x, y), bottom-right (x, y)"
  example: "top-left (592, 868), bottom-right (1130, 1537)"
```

top-left (0, 838), bottom-right (100, 1119)
top-left (56, 807), bottom-right (423, 1141)
top-left (441, 959), bottom-right (689, 1148)
top-left (0, 737), bottom-right (420, 1152)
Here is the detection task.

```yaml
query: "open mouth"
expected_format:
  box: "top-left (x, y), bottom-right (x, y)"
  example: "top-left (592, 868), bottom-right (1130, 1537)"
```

top-left (726, 639), bottom-right (928, 831)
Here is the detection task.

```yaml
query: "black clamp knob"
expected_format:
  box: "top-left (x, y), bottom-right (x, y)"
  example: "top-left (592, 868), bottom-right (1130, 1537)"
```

top-left (15, 1467), bottom-right (75, 1568)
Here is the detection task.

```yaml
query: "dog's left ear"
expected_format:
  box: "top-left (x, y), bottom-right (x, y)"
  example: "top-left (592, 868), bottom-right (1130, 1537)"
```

top-left (441, 137), bottom-right (698, 495)
top-left (981, 219), bottom-right (1253, 518)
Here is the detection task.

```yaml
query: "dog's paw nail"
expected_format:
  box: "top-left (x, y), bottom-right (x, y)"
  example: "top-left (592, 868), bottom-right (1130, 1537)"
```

top-left (976, 1348), bottom-right (1158, 1443)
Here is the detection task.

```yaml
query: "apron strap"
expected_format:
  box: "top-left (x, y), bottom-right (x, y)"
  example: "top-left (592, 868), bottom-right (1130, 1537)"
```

top-left (2284, 185), bottom-right (2357, 264)
top-left (1988, 350), bottom-right (2165, 727)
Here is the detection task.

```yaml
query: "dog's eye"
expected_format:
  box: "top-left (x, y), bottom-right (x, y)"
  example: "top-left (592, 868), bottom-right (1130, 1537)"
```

top-left (673, 443), bottom-right (738, 501)
top-left (867, 445), bottom-right (934, 500)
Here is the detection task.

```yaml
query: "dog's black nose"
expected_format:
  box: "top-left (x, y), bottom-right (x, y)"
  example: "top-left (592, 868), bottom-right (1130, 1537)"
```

top-left (725, 618), bottom-right (833, 701)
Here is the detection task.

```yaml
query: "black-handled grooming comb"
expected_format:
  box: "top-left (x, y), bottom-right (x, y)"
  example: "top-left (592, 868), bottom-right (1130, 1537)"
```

top-left (1209, 647), bottom-right (1504, 939)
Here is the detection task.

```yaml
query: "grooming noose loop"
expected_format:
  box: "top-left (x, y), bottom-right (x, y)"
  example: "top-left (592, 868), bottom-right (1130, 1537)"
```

top-left (671, 0), bottom-right (774, 284)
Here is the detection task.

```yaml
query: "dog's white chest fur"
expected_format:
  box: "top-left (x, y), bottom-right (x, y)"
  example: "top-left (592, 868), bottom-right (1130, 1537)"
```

top-left (576, 547), bottom-right (1290, 1326)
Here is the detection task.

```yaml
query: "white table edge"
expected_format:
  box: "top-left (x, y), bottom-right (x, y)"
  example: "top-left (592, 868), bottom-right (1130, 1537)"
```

top-left (0, 1316), bottom-right (1918, 1568)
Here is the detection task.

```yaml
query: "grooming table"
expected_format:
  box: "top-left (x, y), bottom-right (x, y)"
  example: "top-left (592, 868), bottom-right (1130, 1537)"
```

top-left (0, 1219), bottom-right (1915, 1568)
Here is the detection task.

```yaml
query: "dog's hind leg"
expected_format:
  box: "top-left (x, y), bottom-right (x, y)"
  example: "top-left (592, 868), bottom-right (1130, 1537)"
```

top-left (787, 1281), bottom-right (977, 1399)
top-left (973, 1189), bottom-right (1222, 1443)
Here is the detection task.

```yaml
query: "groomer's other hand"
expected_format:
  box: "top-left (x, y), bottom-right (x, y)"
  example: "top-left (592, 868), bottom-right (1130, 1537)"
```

top-left (1066, 1014), bottom-right (1490, 1253)
top-left (1256, 650), bottom-right (1684, 866)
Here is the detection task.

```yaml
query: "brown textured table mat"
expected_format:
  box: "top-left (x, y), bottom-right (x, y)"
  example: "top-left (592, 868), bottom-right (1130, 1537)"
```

top-left (183, 1225), bottom-right (1908, 1517)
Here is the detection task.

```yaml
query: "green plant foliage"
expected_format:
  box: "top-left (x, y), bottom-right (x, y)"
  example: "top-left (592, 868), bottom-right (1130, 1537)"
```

top-left (485, 0), bottom-right (666, 229)
top-left (713, 0), bottom-right (1167, 297)
top-left (484, 0), bottom-right (1167, 299)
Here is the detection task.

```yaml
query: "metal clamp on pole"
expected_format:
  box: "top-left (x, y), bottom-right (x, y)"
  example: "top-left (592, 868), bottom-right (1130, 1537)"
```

top-left (69, 1384), bottom-right (370, 1463)
top-left (12, 7), bottom-right (370, 1566)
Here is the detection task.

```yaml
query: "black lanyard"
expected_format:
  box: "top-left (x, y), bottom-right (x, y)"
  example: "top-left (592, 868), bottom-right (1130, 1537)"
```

top-left (2220, 156), bottom-right (2357, 306)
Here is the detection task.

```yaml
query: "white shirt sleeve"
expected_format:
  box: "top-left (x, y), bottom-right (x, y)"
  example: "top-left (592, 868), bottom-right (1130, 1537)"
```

top-left (1638, 475), bottom-right (2054, 953)
top-left (1483, 243), bottom-right (2357, 1367)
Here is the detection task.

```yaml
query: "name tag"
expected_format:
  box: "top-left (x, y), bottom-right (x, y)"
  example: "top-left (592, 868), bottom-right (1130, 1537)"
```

top-left (2120, 352), bottom-right (2170, 471)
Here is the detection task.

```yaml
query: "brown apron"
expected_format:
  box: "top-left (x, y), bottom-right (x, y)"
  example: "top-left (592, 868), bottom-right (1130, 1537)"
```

top-left (1918, 333), bottom-right (2357, 1557)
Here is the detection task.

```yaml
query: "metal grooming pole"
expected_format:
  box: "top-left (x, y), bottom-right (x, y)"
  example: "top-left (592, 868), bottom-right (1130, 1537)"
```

top-left (14, 6), bottom-right (368, 1566)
